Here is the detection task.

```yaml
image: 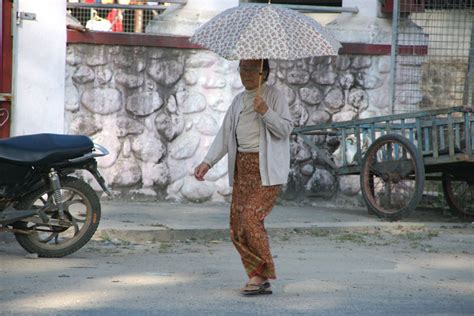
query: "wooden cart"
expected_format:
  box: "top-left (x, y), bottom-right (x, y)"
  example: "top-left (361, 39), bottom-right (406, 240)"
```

top-left (293, 106), bottom-right (474, 221)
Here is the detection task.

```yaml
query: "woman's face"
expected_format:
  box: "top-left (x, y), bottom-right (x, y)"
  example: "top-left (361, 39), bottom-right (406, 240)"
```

top-left (239, 60), bottom-right (265, 90)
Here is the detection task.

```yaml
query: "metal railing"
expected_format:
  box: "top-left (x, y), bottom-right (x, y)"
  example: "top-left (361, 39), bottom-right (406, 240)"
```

top-left (239, 1), bottom-right (358, 13)
top-left (391, 0), bottom-right (474, 114)
top-left (66, 1), bottom-right (187, 33)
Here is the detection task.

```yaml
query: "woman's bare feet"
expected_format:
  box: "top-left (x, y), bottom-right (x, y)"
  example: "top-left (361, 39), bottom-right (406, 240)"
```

top-left (240, 276), bottom-right (272, 295)
top-left (248, 275), bottom-right (267, 285)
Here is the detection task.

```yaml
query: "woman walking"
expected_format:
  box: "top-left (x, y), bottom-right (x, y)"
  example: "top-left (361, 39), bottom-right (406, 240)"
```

top-left (194, 59), bottom-right (292, 296)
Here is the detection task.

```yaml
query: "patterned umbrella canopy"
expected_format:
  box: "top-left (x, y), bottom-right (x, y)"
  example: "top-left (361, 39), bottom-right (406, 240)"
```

top-left (190, 3), bottom-right (341, 60)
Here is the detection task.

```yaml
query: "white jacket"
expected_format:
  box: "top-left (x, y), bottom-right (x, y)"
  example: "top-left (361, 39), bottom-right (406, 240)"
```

top-left (203, 85), bottom-right (293, 186)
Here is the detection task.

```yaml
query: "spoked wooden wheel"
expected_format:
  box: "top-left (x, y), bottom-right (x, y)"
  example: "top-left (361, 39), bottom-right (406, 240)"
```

top-left (360, 134), bottom-right (425, 221)
top-left (442, 174), bottom-right (474, 221)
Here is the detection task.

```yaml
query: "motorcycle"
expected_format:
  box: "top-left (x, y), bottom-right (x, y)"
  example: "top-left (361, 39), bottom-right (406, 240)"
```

top-left (0, 133), bottom-right (111, 257)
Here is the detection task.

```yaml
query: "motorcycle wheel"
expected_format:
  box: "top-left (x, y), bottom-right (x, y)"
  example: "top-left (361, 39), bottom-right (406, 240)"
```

top-left (13, 176), bottom-right (101, 258)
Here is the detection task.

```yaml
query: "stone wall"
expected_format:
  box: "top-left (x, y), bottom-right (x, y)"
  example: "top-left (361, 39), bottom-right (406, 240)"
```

top-left (65, 44), bottom-right (391, 204)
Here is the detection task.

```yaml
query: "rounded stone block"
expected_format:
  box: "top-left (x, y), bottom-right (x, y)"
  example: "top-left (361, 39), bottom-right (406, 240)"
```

top-left (181, 176), bottom-right (214, 203)
top-left (81, 88), bottom-right (122, 115)
top-left (141, 162), bottom-right (170, 187)
top-left (339, 175), bottom-right (360, 196)
top-left (176, 91), bottom-right (207, 114)
top-left (86, 47), bottom-right (108, 66)
top-left (324, 88), bottom-right (345, 111)
top-left (278, 84), bottom-right (296, 104)
top-left (147, 60), bottom-right (184, 86)
top-left (311, 65), bottom-right (337, 85)
top-left (169, 133), bottom-right (200, 160)
top-left (72, 66), bottom-right (95, 84)
top-left (93, 132), bottom-right (121, 169)
top-left (69, 112), bottom-right (102, 136)
top-left (132, 133), bottom-right (166, 163)
top-left (116, 116), bottom-right (145, 137)
top-left (196, 115), bottom-right (219, 136)
top-left (65, 84), bottom-right (79, 112)
top-left (300, 87), bottom-right (322, 105)
top-left (308, 110), bottom-right (331, 125)
top-left (96, 68), bottom-right (113, 85)
top-left (289, 102), bottom-right (309, 127)
top-left (126, 91), bottom-right (163, 116)
top-left (348, 89), bottom-right (369, 110)
top-left (332, 106), bottom-right (357, 122)
top-left (184, 71), bottom-right (198, 86)
top-left (155, 111), bottom-right (185, 142)
top-left (351, 56), bottom-right (372, 70)
top-left (339, 73), bottom-right (354, 90)
top-left (336, 56), bottom-right (351, 70)
top-left (115, 72), bottom-right (144, 89)
top-left (355, 70), bottom-right (383, 90)
top-left (186, 53), bottom-right (217, 68)
top-left (110, 158), bottom-right (142, 187)
top-left (201, 76), bottom-right (226, 89)
top-left (287, 70), bottom-right (310, 85)
top-left (300, 163), bottom-right (314, 176)
top-left (305, 168), bottom-right (335, 198)
top-left (66, 46), bottom-right (82, 66)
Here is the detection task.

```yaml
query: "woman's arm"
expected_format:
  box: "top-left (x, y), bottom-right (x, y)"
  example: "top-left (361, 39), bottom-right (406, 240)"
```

top-left (202, 105), bottom-right (233, 168)
top-left (257, 90), bottom-right (293, 139)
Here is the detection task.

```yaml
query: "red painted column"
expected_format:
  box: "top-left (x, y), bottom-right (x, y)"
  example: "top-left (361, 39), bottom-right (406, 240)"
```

top-left (0, 0), bottom-right (12, 138)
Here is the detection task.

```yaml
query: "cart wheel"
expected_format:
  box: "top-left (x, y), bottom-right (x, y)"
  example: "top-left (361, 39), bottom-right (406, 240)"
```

top-left (442, 175), bottom-right (474, 221)
top-left (360, 134), bottom-right (425, 221)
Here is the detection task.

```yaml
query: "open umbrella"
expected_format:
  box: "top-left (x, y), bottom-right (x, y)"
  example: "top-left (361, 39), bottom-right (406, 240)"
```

top-left (190, 2), bottom-right (341, 90)
top-left (190, 2), bottom-right (341, 60)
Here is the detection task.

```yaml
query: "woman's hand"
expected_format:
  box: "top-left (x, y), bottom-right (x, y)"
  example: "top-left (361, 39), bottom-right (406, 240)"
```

top-left (194, 162), bottom-right (210, 181)
top-left (253, 95), bottom-right (268, 115)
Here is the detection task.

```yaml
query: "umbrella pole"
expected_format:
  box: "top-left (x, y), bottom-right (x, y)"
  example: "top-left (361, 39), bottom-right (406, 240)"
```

top-left (257, 59), bottom-right (264, 96)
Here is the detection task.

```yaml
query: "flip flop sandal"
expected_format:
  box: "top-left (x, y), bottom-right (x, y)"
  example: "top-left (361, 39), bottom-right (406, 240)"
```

top-left (240, 281), bottom-right (272, 296)
top-left (239, 281), bottom-right (271, 292)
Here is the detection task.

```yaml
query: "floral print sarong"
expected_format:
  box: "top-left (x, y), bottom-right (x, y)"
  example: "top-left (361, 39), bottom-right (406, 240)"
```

top-left (230, 152), bottom-right (281, 279)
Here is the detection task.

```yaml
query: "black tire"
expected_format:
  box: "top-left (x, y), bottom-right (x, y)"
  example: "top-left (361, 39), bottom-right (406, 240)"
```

top-left (13, 177), bottom-right (101, 257)
top-left (360, 134), bottom-right (425, 221)
top-left (442, 175), bottom-right (474, 221)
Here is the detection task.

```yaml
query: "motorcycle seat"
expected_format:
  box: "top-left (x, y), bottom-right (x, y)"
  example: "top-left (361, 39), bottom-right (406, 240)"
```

top-left (0, 133), bottom-right (94, 165)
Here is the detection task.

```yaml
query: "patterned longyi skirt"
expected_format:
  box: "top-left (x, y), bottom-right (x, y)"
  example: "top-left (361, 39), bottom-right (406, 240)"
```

top-left (230, 152), bottom-right (281, 280)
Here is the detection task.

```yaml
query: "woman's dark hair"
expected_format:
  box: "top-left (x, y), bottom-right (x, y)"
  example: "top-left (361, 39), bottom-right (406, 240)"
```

top-left (262, 59), bottom-right (270, 81)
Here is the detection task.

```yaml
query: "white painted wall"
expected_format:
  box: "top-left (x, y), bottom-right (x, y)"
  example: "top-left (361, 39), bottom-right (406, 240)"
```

top-left (344, 0), bottom-right (379, 18)
top-left (146, 0), bottom-right (239, 36)
top-left (326, 0), bottom-right (392, 44)
top-left (11, 0), bottom-right (66, 136)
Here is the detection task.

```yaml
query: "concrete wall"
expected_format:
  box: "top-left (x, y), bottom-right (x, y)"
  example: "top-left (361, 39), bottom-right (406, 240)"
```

top-left (11, 0), bottom-right (66, 136)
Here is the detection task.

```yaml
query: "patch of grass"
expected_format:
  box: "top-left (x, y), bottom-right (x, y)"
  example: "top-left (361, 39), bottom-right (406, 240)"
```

top-left (399, 230), bottom-right (439, 242)
top-left (310, 230), bottom-right (330, 237)
top-left (100, 234), bottom-right (111, 242)
top-left (334, 233), bottom-right (366, 244)
top-left (119, 239), bottom-right (131, 246)
top-left (159, 242), bottom-right (173, 253)
top-left (150, 223), bottom-right (168, 228)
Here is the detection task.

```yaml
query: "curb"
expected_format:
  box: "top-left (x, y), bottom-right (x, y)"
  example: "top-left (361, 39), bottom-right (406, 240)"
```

top-left (94, 222), bottom-right (472, 243)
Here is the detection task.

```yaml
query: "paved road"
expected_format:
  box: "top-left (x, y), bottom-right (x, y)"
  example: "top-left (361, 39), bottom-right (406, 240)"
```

top-left (1, 226), bottom-right (473, 315)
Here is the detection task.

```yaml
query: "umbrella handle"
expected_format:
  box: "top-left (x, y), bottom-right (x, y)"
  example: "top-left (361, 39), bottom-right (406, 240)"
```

top-left (257, 59), bottom-right (264, 96)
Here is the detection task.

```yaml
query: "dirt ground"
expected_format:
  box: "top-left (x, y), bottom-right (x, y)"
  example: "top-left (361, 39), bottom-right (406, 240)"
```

top-left (1, 226), bottom-right (473, 315)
